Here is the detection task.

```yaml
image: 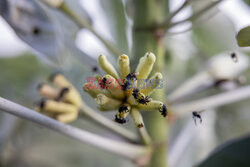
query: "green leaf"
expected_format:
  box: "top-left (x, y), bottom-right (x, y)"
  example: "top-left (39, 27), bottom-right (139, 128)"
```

top-left (197, 135), bottom-right (250, 167)
top-left (236, 26), bottom-right (250, 47)
top-left (243, 0), bottom-right (250, 6)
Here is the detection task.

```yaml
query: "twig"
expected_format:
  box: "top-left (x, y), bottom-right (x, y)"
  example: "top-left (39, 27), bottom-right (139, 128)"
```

top-left (130, 108), bottom-right (152, 145)
top-left (138, 127), bottom-right (152, 145)
top-left (165, 0), bottom-right (224, 29)
top-left (0, 97), bottom-right (150, 160)
top-left (172, 85), bottom-right (250, 117)
top-left (161, 0), bottom-right (191, 27)
top-left (59, 2), bottom-right (121, 56)
top-left (79, 102), bottom-right (139, 142)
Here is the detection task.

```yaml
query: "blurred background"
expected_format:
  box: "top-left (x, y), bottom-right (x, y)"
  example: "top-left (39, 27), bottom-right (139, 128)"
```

top-left (0, 0), bottom-right (250, 167)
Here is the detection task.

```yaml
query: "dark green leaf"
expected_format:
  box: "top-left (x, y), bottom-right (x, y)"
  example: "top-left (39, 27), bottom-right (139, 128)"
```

top-left (197, 135), bottom-right (250, 167)
top-left (237, 26), bottom-right (250, 47)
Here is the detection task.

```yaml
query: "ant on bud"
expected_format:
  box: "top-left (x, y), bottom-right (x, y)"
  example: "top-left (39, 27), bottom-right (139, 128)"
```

top-left (231, 52), bottom-right (238, 63)
top-left (192, 111), bottom-right (203, 125)
top-left (132, 88), bottom-right (151, 105)
top-left (122, 72), bottom-right (139, 90)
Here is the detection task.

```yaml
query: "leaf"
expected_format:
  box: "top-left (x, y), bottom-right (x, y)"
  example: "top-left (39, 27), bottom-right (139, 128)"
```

top-left (197, 135), bottom-right (250, 167)
top-left (100, 0), bottom-right (128, 53)
top-left (236, 26), bottom-right (250, 47)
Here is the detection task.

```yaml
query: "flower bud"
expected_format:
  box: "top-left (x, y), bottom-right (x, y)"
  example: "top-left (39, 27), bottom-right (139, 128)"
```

top-left (136, 52), bottom-right (156, 79)
top-left (98, 55), bottom-right (119, 79)
top-left (95, 94), bottom-right (122, 111)
top-left (118, 54), bottom-right (130, 79)
top-left (131, 108), bottom-right (144, 128)
top-left (38, 84), bottom-right (59, 99)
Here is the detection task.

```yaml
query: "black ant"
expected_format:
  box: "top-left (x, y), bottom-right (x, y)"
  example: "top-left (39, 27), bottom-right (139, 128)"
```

top-left (138, 96), bottom-right (151, 105)
top-left (192, 111), bottom-right (203, 125)
top-left (160, 104), bottom-right (168, 117)
top-left (231, 52), bottom-right (238, 63)
top-left (132, 88), bottom-right (151, 105)
top-left (119, 106), bottom-right (129, 113)
top-left (99, 77), bottom-right (110, 89)
top-left (122, 72), bottom-right (138, 90)
top-left (114, 115), bottom-right (126, 124)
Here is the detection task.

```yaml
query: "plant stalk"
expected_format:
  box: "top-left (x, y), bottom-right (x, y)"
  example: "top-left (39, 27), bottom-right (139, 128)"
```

top-left (132, 0), bottom-right (169, 166)
top-left (79, 102), bottom-right (139, 142)
top-left (0, 97), bottom-right (149, 160)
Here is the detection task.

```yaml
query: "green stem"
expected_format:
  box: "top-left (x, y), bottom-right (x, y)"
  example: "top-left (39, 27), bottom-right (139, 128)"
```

top-left (132, 0), bottom-right (168, 166)
top-left (60, 2), bottom-right (121, 56)
top-left (79, 102), bottom-right (139, 142)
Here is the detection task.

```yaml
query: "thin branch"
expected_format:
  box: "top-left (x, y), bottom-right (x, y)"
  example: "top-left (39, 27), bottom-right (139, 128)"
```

top-left (166, 8), bottom-right (219, 35)
top-left (130, 108), bottom-right (152, 145)
top-left (172, 85), bottom-right (250, 117)
top-left (161, 0), bottom-right (191, 27)
top-left (59, 2), bottom-right (121, 56)
top-left (138, 127), bottom-right (152, 145)
top-left (166, 0), bottom-right (224, 29)
top-left (167, 72), bottom-right (213, 103)
top-left (79, 102), bottom-right (139, 142)
top-left (0, 97), bottom-right (150, 160)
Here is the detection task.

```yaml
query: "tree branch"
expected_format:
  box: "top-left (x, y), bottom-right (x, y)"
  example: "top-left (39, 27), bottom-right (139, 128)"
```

top-left (172, 85), bottom-right (250, 117)
top-left (0, 97), bottom-right (150, 160)
top-left (79, 102), bottom-right (139, 142)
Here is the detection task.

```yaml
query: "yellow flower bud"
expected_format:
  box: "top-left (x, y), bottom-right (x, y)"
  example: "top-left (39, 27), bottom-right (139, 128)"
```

top-left (102, 75), bottom-right (124, 99)
top-left (56, 111), bottom-right (78, 123)
top-left (141, 72), bottom-right (163, 95)
top-left (118, 54), bottom-right (130, 79)
top-left (95, 94), bottom-right (122, 111)
top-left (50, 73), bottom-right (72, 88)
top-left (136, 52), bottom-right (156, 79)
top-left (98, 55), bottom-right (119, 79)
top-left (137, 100), bottom-right (167, 117)
top-left (131, 108), bottom-right (144, 128)
top-left (114, 104), bottom-right (131, 124)
top-left (38, 84), bottom-right (59, 99)
top-left (40, 100), bottom-right (78, 114)
top-left (58, 88), bottom-right (82, 108)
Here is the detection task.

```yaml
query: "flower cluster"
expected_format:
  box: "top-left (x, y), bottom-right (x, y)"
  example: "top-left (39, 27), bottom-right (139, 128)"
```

top-left (83, 52), bottom-right (167, 128)
top-left (36, 74), bottom-right (82, 123)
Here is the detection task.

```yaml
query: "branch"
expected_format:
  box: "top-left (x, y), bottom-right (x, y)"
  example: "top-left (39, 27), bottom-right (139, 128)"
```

top-left (0, 97), bottom-right (150, 160)
top-left (172, 85), bottom-right (250, 117)
top-left (79, 102), bottom-right (139, 142)
top-left (161, 0), bottom-right (191, 27)
top-left (164, 0), bottom-right (224, 29)
top-left (59, 2), bottom-right (121, 56)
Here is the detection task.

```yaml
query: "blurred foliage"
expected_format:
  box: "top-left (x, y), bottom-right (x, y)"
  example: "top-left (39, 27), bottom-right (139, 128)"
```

top-left (197, 135), bottom-right (250, 167)
top-left (243, 0), bottom-right (250, 6)
top-left (0, 0), bottom-right (250, 167)
top-left (237, 26), bottom-right (250, 47)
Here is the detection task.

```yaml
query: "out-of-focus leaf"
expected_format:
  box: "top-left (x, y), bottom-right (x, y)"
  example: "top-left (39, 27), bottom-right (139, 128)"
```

top-left (197, 135), bottom-right (250, 167)
top-left (243, 0), bottom-right (250, 6)
top-left (237, 26), bottom-right (250, 47)
top-left (100, 0), bottom-right (128, 53)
